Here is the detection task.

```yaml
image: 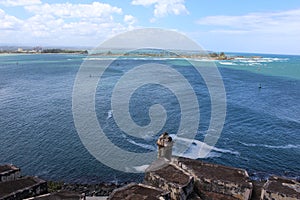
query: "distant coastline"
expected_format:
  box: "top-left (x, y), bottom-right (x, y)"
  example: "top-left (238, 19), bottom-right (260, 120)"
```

top-left (0, 48), bottom-right (88, 55)
top-left (0, 47), bottom-right (264, 61)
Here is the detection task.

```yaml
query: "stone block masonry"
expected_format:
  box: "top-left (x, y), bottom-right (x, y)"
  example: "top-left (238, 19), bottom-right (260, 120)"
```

top-left (173, 157), bottom-right (253, 200)
top-left (108, 157), bottom-right (300, 200)
top-left (0, 176), bottom-right (47, 200)
top-left (145, 163), bottom-right (194, 200)
top-left (261, 176), bottom-right (300, 200)
top-left (107, 183), bottom-right (170, 200)
top-left (24, 190), bottom-right (86, 200)
top-left (0, 164), bottom-right (21, 182)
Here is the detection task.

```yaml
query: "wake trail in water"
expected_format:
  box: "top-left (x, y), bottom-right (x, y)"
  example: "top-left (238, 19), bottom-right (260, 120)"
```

top-left (126, 134), bottom-right (239, 160)
top-left (130, 134), bottom-right (239, 173)
top-left (170, 134), bottom-right (239, 159)
top-left (240, 142), bottom-right (300, 149)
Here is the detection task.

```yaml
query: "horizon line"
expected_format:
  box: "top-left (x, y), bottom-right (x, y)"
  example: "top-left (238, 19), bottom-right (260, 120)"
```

top-left (0, 45), bottom-right (299, 56)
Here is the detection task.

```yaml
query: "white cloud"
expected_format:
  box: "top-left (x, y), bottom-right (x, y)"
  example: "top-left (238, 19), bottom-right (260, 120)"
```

top-left (132, 0), bottom-right (188, 19)
top-left (22, 2), bottom-right (126, 40)
top-left (131, 0), bottom-right (158, 7)
top-left (0, 8), bottom-right (22, 30)
top-left (124, 15), bottom-right (137, 25)
top-left (0, 2), bottom-right (137, 46)
top-left (123, 15), bottom-right (137, 30)
top-left (0, 0), bottom-right (41, 6)
top-left (196, 9), bottom-right (300, 34)
top-left (25, 2), bottom-right (122, 19)
top-left (23, 14), bottom-right (64, 37)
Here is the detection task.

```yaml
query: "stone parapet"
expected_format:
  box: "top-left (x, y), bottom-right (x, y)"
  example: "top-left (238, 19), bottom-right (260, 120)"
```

top-left (145, 162), bottom-right (194, 200)
top-left (0, 164), bottom-right (21, 182)
top-left (261, 176), bottom-right (300, 200)
top-left (173, 157), bottom-right (253, 200)
top-left (24, 190), bottom-right (86, 200)
top-left (107, 183), bottom-right (170, 200)
top-left (106, 157), bottom-right (300, 200)
top-left (0, 176), bottom-right (47, 200)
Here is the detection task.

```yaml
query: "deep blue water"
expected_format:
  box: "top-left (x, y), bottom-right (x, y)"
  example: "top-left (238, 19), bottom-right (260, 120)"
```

top-left (0, 53), bottom-right (299, 183)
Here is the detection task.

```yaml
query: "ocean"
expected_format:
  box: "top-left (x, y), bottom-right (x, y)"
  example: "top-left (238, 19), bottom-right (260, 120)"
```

top-left (0, 53), bottom-right (299, 183)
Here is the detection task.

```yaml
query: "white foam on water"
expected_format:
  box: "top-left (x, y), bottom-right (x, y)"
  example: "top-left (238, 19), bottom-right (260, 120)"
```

top-left (219, 62), bottom-right (237, 66)
top-left (170, 134), bottom-right (239, 159)
top-left (240, 142), bottom-right (300, 149)
top-left (206, 151), bottom-right (223, 158)
top-left (130, 134), bottom-right (237, 173)
top-left (125, 133), bottom-right (238, 160)
top-left (262, 57), bottom-right (289, 62)
top-left (107, 110), bottom-right (113, 119)
top-left (233, 57), bottom-right (289, 65)
top-left (84, 57), bottom-right (116, 61)
top-left (126, 138), bottom-right (156, 151)
top-left (132, 164), bottom-right (150, 172)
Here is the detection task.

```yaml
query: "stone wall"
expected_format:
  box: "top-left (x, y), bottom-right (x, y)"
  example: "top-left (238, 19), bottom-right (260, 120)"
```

top-left (173, 157), bottom-right (253, 200)
top-left (145, 163), bottom-right (194, 200)
top-left (24, 191), bottom-right (86, 200)
top-left (0, 164), bottom-right (21, 182)
top-left (108, 183), bottom-right (170, 200)
top-left (261, 176), bottom-right (300, 200)
top-left (0, 176), bottom-right (47, 200)
top-left (108, 157), bottom-right (300, 200)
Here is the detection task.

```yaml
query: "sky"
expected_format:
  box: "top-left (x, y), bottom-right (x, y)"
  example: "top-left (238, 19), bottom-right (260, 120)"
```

top-left (1, 0), bottom-right (300, 54)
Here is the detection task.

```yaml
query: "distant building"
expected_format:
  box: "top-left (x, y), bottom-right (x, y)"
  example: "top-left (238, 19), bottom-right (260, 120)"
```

top-left (33, 46), bottom-right (43, 53)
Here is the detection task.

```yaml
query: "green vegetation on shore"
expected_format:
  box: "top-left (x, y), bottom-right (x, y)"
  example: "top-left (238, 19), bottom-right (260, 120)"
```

top-left (91, 49), bottom-right (232, 60)
top-left (42, 49), bottom-right (88, 54)
top-left (0, 47), bottom-right (262, 61)
top-left (0, 47), bottom-right (88, 54)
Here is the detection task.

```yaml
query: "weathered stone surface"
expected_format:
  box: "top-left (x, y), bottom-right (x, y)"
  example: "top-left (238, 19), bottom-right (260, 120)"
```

top-left (187, 192), bottom-right (202, 200)
top-left (24, 190), bottom-right (85, 200)
top-left (145, 163), bottom-right (194, 200)
top-left (173, 157), bottom-right (252, 200)
top-left (0, 176), bottom-right (47, 200)
top-left (86, 197), bottom-right (108, 200)
top-left (261, 176), bottom-right (300, 200)
top-left (107, 183), bottom-right (170, 200)
top-left (251, 180), bottom-right (265, 200)
top-left (0, 164), bottom-right (21, 182)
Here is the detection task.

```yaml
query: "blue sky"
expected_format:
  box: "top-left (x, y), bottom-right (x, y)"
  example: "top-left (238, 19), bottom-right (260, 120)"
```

top-left (1, 0), bottom-right (300, 54)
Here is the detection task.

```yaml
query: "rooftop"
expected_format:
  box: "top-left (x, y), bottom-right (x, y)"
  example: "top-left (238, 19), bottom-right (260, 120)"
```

top-left (175, 157), bottom-right (251, 187)
top-left (151, 164), bottom-right (190, 185)
top-left (0, 164), bottom-right (19, 174)
top-left (264, 176), bottom-right (300, 198)
top-left (0, 176), bottom-right (45, 197)
top-left (108, 183), bottom-right (169, 200)
top-left (24, 191), bottom-right (85, 200)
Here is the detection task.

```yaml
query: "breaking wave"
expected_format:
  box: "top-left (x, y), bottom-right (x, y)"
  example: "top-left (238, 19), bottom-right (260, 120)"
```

top-left (219, 62), bottom-right (237, 66)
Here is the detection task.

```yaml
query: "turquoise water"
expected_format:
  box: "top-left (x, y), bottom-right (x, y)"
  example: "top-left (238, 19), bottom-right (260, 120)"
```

top-left (219, 53), bottom-right (300, 80)
top-left (0, 53), bottom-right (299, 183)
